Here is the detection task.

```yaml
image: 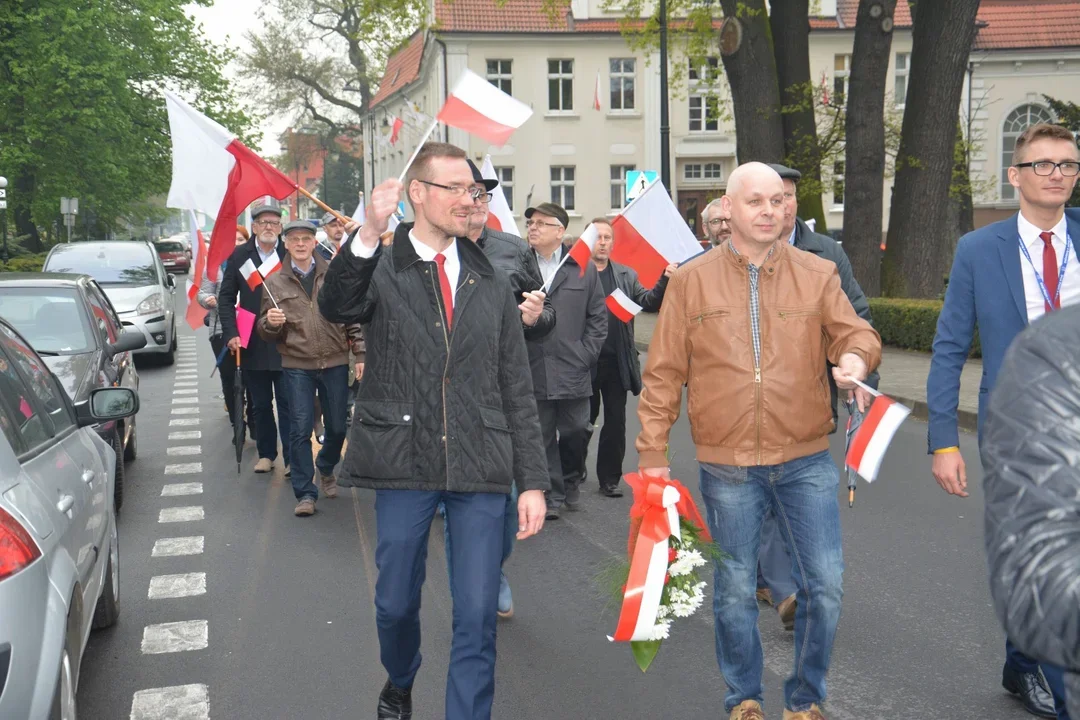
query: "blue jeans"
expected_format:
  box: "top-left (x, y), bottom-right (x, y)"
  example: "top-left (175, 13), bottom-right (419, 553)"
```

top-left (757, 507), bottom-right (798, 602)
top-left (374, 490), bottom-right (505, 720)
top-left (283, 366), bottom-right (348, 501)
top-left (699, 450), bottom-right (844, 713)
top-left (444, 485), bottom-right (518, 587)
top-left (246, 368), bottom-right (291, 466)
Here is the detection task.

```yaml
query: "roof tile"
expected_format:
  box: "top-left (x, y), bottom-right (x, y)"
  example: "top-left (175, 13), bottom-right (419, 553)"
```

top-left (974, 1), bottom-right (1080, 50)
top-left (370, 32), bottom-right (426, 108)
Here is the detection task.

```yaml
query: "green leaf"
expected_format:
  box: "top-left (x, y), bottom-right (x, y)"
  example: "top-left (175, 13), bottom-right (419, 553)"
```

top-left (631, 640), bottom-right (661, 672)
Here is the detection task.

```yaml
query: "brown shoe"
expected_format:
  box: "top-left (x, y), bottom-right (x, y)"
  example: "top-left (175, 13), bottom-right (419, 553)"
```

top-left (783, 704), bottom-right (826, 720)
top-left (254, 458), bottom-right (272, 473)
top-left (756, 587), bottom-right (773, 606)
top-left (294, 498), bottom-right (316, 516)
top-left (730, 700), bottom-right (765, 720)
top-left (319, 471), bottom-right (339, 499)
top-left (777, 593), bottom-right (797, 631)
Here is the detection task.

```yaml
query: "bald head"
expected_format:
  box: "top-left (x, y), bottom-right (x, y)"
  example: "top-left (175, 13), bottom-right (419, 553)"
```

top-left (720, 162), bottom-right (785, 257)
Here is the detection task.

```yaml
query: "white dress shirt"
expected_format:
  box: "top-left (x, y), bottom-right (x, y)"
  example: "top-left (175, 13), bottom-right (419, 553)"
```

top-left (256, 241), bottom-right (278, 263)
top-left (534, 246), bottom-right (563, 286)
top-left (351, 229), bottom-right (461, 303)
top-left (1017, 212), bottom-right (1080, 323)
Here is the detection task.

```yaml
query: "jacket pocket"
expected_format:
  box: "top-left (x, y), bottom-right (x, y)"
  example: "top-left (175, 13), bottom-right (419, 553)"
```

top-left (352, 400), bottom-right (413, 479)
top-left (478, 404), bottom-right (513, 485)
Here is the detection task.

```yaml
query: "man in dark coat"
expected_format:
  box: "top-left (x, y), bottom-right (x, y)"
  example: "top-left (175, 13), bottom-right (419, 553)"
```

top-left (218, 202), bottom-right (291, 475)
top-left (318, 142), bottom-right (548, 720)
top-left (582, 217), bottom-right (673, 497)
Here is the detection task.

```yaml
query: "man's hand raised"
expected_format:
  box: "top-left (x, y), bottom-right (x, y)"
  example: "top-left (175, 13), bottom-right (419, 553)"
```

top-left (358, 179), bottom-right (404, 249)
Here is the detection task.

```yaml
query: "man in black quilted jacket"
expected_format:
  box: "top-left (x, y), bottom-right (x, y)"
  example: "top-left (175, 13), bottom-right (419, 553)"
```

top-left (319, 141), bottom-right (549, 720)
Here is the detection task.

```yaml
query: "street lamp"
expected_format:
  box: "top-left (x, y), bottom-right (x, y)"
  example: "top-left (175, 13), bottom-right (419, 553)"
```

top-left (659, 0), bottom-right (670, 191)
top-left (0, 176), bottom-right (8, 263)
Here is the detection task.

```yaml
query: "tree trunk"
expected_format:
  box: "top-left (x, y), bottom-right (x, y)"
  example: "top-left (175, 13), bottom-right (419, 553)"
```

top-left (718, 0), bottom-right (785, 163)
top-left (12, 171), bottom-right (41, 253)
top-left (770, 0), bottom-right (826, 231)
top-left (881, 0), bottom-right (981, 298)
top-left (950, 122), bottom-right (975, 239)
top-left (842, 0), bottom-right (898, 296)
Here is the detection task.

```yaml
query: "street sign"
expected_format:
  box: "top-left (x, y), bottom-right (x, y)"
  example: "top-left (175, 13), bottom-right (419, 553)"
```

top-left (626, 171), bottom-right (658, 203)
top-left (0, 201), bottom-right (7, 210)
top-left (0, 189), bottom-right (6, 198)
top-left (61, 197), bottom-right (79, 215)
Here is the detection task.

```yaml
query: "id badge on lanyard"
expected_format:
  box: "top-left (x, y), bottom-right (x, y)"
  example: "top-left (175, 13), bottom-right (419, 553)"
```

top-left (1018, 232), bottom-right (1071, 310)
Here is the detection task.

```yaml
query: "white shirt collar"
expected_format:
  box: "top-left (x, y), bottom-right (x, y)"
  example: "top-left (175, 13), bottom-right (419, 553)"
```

top-left (787, 227), bottom-right (797, 246)
top-left (407, 229), bottom-right (458, 263)
top-left (535, 246), bottom-right (562, 263)
top-left (1018, 211), bottom-right (1068, 251)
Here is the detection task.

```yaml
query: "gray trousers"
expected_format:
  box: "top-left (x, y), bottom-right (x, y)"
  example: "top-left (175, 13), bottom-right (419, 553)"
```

top-left (536, 397), bottom-right (590, 507)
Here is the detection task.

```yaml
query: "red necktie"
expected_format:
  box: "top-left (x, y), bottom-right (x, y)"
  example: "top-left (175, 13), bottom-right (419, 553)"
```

top-left (1040, 231), bottom-right (1060, 313)
top-left (434, 253), bottom-right (454, 328)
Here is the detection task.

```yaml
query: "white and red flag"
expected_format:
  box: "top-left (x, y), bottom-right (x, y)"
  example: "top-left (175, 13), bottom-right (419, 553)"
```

top-left (258, 253), bottom-right (282, 279)
top-left (184, 211), bottom-right (210, 330)
top-left (480, 155), bottom-right (519, 236)
top-left (594, 70), bottom-right (602, 111)
top-left (606, 288), bottom-right (642, 323)
top-left (389, 116), bottom-right (404, 146)
top-left (845, 392), bottom-right (911, 482)
top-left (609, 178), bottom-right (703, 289)
top-left (568, 223), bottom-right (600, 277)
top-left (163, 90), bottom-right (296, 282)
top-left (436, 69), bottom-right (533, 146)
top-left (239, 258), bottom-right (263, 291)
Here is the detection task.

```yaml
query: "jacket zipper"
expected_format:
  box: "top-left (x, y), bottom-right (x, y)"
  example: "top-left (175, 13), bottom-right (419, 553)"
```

top-left (777, 310), bottom-right (820, 320)
top-left (429, 266), bottom-right (452, 491)
top-left (750, 272), bottom-right (762, 466)
top-left (696, 309), bottom-right (729, 324)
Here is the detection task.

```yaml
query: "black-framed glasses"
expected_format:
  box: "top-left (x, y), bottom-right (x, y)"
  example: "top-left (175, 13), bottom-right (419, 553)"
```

top-left (254, 219), bottom-right (282, 228)
top-left (1014, 161), bottom-right (1080, 177)
top-left (705, 217), bottom-right (730, 228)
top-left (419, 180), bottom-right (493, 203)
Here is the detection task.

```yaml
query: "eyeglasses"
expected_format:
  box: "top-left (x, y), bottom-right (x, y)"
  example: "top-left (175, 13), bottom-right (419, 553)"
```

top-left (526, 219), bottom-right (563, 230)
top-left (705, 218), bottom-right (730, 228)
top-left (1014, 161), bottom-right (1080, 177)
top-left (418, 180), bottom-right (493, 203)
top-left (285, 234), bottom-right (316, 243)
top-left (254, 220), bottom-right (282, 228)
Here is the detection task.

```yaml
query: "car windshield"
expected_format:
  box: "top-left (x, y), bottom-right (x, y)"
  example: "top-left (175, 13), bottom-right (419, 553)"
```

top-left (156, 242), bottom-right (184, 253)
top-left (0, 287), bottom-right (94, 355)
top-left (45, 243), bottom-right (159, 286)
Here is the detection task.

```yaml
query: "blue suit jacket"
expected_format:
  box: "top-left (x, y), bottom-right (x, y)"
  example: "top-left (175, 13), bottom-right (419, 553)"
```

top-left (927, 208), bottom-right (1080, 451)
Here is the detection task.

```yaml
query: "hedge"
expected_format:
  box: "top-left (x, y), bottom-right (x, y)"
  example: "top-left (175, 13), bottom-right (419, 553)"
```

top-left (869, 298), bottom-right (981, 358)
top-left (0, 254), bottom-right (47, 273)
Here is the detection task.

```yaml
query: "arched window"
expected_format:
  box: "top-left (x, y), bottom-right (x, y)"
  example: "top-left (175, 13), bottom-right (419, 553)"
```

top-left (1002, 103), bottom-right (1056, 200)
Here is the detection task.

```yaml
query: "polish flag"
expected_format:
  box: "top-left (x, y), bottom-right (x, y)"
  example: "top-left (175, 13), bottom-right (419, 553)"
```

top-left (352, 192), bottom-right (366, 225)
top-left (481, 155), bottom-right (519, 236)
top-left (389, 116), bottom-right (404, 146)
top-left (436, 69), bottom-right (533, 146)
top-left (609, 178), bottom-right (703, 289)
top-left (568, 223), bottom-right (599, 277)
top-left (845, 395), bottom-right (911, 482)
top-left (163, 90), bottom-right (297, 282)
top-left (258, 253), bottom-right (282, 279)
top-left (239, 258), bottom-right (263, 291)
top-left (606, 288), bottom-right (642, 323)
top-left (184, 211), bottom-right (210, 330)
top-left (594, 71), bottom-right (602, 111)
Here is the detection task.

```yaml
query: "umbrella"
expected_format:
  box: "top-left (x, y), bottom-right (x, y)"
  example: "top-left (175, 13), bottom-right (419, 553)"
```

top-left (843, 396), bottom-right (865, 508)
top-left (233, 347), bottom-right (245, 473)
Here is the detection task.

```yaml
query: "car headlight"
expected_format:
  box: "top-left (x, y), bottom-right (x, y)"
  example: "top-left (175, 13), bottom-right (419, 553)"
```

top-left (136, 292), bottom-right (164, 316)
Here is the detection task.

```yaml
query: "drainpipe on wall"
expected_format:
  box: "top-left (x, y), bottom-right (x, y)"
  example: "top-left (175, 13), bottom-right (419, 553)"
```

top-left (435, 37), bottom-right (449, 142)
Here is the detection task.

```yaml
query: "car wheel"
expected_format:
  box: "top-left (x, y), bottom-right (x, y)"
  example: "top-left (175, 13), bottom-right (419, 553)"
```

top-left (92, 509), bottom-right (120, 630)
top-left (111, 431), bottom-right (124, 512)
top-left (123, 417), bottom-right (137, 462)
top-left (162, 325), bottom-right (176, 366)
top-left (50, 609), bottom-right (80, 720)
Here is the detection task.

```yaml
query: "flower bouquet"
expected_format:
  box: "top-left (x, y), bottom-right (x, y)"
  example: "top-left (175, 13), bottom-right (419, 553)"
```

top-left (608, 472), bottom-right (721, 672)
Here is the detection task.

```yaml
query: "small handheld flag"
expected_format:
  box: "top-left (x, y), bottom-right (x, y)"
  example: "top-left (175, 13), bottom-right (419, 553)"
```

top-left (605, 288), bottom-right (643, 323)
top-left (844, 378), bottom-right (910, 486)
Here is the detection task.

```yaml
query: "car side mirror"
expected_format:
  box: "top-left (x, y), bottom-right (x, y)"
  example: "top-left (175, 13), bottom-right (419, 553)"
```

top-left (76, 387), bottom-right (139, 427)
top-left (107, 330), bottom-right (146, 358)
top-left (166, 274), bottom-right (176, 289)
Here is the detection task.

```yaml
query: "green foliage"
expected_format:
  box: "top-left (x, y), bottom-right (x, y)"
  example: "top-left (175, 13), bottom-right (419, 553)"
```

top-left (0, 0), bottom-right (254, 241)
top-left (1043, 95), bottom-right (1080, 207)
top-left (869, 298), bottom-right (981, 357)
top-left (0, 253), bottom-right (48, 273)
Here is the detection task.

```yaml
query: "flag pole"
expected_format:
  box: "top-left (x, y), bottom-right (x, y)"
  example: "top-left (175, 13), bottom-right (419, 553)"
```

top-left (541, 249), bottom-right (575, 294)
top-left (397, 118), bottom-right (440, 183)
top-left (262, 282), bottom-right (281, 309)
top-left (296, 186), bottom-right (350, 224)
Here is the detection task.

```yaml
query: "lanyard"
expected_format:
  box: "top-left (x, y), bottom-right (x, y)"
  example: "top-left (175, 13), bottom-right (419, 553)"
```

top-left (1018, 231), bottom-right (1071, 310)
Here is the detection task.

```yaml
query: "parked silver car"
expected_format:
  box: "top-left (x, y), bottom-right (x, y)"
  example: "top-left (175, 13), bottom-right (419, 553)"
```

top-left (43, 242), bottom-right (177, 365)
top-left (0, 318), bottom-right (139, 719)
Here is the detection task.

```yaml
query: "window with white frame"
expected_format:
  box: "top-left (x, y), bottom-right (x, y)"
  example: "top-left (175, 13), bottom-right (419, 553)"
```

top-left (894, 53), bottom-right (909, 108)
top-left (688, 57), bottom-right (720, 82)
top-left (703, 162), bottom-right (722, 179)
top-left (610, 59), bottom-right (636, 111)
top-left (689, 95), bottom-right (719, 132)
top-left (685, 163), bottom-right (702, 180)
top-left (1001, 104), bottom-right (1057, 201)
top-left (833, 54), bottom-right (851, 106)
top-left (495, 166), bottom-right (514, 211)
top-left (610, 165), bottom-right (636, 209)
top-left (833, 160), bottom-right (845, 207)
top-left (548, 60), bottom-right (574, 111)
top-left (551, 166), bottom-right (576, 210)
top-left (486, 60), bottom-right (512, 95)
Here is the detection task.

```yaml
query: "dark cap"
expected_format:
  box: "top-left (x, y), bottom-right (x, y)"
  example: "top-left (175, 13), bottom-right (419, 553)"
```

top-left (525, 202), bottom-right (569, 229)
top-left (282, 220), bottom-right (317, 237)
top-left (251, 203), bottom-right (283, 220)
top-left (320, 211), bottom-right (343, 226)
top-left (767, 163), bottom-right (802, 182)
top-left (467, 159), bottom-right (499, 192)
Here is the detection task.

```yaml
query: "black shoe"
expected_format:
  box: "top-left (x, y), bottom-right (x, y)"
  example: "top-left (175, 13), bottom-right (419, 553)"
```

top-left (1003, 665), bottom-right (1056, 718)
top-left (545, 505), bottom-right (561, 520)
top-left (378, 679), bottom-right (413, 720)
top-left (599, 485), bottom-right (624, 498)
top-left (565, 484), bottom-right (581, 509)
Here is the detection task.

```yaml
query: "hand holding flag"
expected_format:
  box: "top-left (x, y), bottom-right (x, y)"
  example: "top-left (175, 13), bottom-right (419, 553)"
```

top-left (844, 377), bottom-right (911, 493)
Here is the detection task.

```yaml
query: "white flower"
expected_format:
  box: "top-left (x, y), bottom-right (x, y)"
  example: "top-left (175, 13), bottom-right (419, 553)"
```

top-left (647, 622), bottom-right (671, 641)
top-left (668, 548), bottom-right (708, 577)
top-left (655, 604), bottom-right (671, 620)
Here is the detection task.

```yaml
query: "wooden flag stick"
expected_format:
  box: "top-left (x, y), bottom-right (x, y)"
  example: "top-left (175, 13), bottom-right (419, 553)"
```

top-left (295, 186), bottom-right (350, 225)
top-left (397, 118), bottom-right (440, 183)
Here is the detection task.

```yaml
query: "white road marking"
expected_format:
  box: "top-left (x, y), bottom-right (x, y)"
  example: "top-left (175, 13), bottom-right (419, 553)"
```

top-left (174, 381), bottom-right (198, 387)
top-left (171, 407), bottom-right (200, 415)
top-left (141, 620), bottom-right (208, 654)
top-left (177, 362), bottom-right (197, 366)
top-left (172, 397), bottom-right (199, 405)
top-left (169, 418), bottom-right (200, 426)
top-left (130, 683), bottom-right (209, 720)
top-left (165, 463), bottom-right (202, 474)
top-left (158, 506), bottom-right (204, 523)
top-left (173, 388), bottom-right (199, 395)
top-left (152, 536), bottom-right (204, 557)
top-left (148, 572), bottom-right (206, 599)
top-left (167, 446), bottom-right (201, 456)
top-left (169, 430), bottom-right (201, 440)
top-left (174, 375), bottom-right (198, 380)
top-left (161, 482), bottom-right (202, 496)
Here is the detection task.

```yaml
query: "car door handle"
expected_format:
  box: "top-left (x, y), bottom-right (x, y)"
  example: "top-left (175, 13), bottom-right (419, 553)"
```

top-left (82, 469), bottom-right (95, 484)
top-left (56, 495), bottom-right (75, 514)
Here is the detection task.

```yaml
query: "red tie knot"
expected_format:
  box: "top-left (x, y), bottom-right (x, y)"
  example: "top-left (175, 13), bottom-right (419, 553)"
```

top-left (1040, 231), bottom-right (1055, 247)
top-left (434, 253), bottom-right (446, 266)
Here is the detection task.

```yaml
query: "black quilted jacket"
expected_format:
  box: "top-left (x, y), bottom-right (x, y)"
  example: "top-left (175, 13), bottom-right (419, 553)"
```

top-left (318, 224), bottom-right (549, 495)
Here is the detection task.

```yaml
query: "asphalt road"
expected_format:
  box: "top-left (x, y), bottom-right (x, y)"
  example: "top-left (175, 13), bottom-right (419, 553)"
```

top-left (77, 298), bottom-right (1031, 720)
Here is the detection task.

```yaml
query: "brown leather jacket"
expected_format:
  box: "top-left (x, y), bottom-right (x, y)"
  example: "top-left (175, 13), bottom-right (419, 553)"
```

top-left (257, 253), bottom-right (364, 370)
top-left (636, 241), bottom-right (882, 468)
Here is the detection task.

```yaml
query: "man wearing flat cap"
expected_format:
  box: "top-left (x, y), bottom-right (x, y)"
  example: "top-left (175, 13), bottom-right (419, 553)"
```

top-left (317, 211), bottom-right (347, 260)
top-left (258, 219), bottom-right (364, 517)
top-left (752, 163), bottom-right (879, 632)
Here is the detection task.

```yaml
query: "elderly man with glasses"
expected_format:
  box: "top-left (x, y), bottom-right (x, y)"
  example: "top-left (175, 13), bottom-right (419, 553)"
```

top-left (702, 197), bottom-right (733, 246)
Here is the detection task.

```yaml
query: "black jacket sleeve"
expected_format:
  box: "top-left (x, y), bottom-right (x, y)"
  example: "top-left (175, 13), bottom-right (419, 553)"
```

top-left (318, 234), bottom-right (381, 325)
top-left (514, 246), bottom-right (556, 340)
top-left (983, 307), bottom-right (1080, 681)
top-left (217, 253), bottom-right (240, 342)
top-left (628, 269), bottom-right (668, 313)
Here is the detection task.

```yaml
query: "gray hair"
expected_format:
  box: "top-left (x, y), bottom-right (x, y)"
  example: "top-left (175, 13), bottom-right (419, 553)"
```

top-left (701, 197), bottom-right (724, 221)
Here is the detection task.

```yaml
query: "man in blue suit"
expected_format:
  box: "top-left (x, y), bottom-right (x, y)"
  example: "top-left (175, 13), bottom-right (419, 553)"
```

top-left (928, 122), bottom-right (1080, 719)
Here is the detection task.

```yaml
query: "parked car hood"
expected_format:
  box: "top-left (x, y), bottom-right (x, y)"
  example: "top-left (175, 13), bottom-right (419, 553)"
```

top-left (43, 352), bottom-right (95, 403)
top-left (101, 285), bottom-right (161, 313)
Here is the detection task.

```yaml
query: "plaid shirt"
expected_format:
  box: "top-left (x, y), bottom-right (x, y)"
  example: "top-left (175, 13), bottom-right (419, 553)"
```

top-left (727, 241), bottom-right (774, 368)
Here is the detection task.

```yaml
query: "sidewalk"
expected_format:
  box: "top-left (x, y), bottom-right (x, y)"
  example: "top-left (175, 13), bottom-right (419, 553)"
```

top-left (633, 313), bottom-right (980, 433)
